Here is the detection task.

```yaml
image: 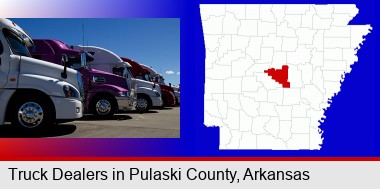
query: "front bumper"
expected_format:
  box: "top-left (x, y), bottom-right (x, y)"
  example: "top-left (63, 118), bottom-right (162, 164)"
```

top-left (176, 96), bottom-right (180, 104)
top-left (116, 96), bottom-right (136, 111)
top-left (151, 96), bottom-right (163, 107)
top-left (162, 90), bottom-right (176, 107)
top-left (175, 92), bottom-right (180, 104)
top-left (51, 96), bottom-right (83, 119)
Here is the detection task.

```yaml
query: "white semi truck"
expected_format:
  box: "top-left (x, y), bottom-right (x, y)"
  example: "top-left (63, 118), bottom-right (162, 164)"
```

top-left (72, 46), bottom-right (163, 112)
top-left (0, 19), bottom-right (83, 129)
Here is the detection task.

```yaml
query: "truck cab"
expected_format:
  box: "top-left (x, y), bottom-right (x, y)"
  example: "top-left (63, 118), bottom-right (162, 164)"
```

top-left (123, 58), bottom-right (176, 107)
top-left (140, 64), bottom-right (180, 105)
top-left (0, 19), bottom-right (83, 129)
top-left (72, 46), bottom-right (163, 112)
top-left (29, 39), bottom-right (136, 118)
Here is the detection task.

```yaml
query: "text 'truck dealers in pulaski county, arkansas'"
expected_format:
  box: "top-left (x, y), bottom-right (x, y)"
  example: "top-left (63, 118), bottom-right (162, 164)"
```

top-left (8, 167), bottom-right (310, 183)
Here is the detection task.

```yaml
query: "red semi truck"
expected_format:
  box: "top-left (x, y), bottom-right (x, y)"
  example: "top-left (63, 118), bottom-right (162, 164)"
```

top-left (140, 64), bottom-right (180, 105)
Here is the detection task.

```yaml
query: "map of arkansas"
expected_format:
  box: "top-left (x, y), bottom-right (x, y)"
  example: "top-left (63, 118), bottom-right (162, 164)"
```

top-left (202, 4), bottom-right (372, 150)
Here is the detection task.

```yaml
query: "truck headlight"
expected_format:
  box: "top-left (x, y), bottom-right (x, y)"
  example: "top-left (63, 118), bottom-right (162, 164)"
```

top-left (63, 85), bottom-right (80, 98)
top-left (118, 91), bottom-right (130, 97)
top-left (155, 91), bottom-right (160, 97)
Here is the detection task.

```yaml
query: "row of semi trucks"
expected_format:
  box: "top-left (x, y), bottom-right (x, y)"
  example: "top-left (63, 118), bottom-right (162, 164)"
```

top-left (0, 19), bottom-right (180, 130)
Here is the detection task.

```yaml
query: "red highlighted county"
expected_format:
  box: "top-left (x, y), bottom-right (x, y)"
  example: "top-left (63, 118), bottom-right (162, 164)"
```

top-left (264, 65), bottom-right (290, 88)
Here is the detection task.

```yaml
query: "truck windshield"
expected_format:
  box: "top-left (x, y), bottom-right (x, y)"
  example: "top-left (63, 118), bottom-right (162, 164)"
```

top-left (144, 74), bottom-right (152, 82)
top-left (126, 68), bottom-right (134, 79)
top-left (67, 56), bottom-right (82, 69)
top-left (2, 28), bottom-right (31, 57)
top-left (159, 77), bottom-right (165, 84)
top-left (67, 52), bottom-right (90, 69)
top-left (113, 67), bottom-right (124, 77)
top-left (153, 76), bottom-right (165, 84)
top-left (113, 67), bottom-right (135, 79)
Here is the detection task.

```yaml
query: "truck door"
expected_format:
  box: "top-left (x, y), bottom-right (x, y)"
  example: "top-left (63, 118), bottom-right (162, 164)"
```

top-left (0, 39), bottom-right (8, 88)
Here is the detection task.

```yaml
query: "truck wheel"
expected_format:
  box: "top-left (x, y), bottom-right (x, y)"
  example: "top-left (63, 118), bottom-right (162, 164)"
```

top-left (93, 96), bottom-right (116, 118)
top-left (11, 95), bottom-right (53, 130)
top-left (136, 95), bottom-right (151, 112)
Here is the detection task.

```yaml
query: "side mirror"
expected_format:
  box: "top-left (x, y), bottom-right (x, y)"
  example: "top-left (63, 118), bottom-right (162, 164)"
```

top-left (61, 54), bottom-right (68, 79)
top-left (80, 52), bottom-right (87, 68)
top-left (153, 83), bottom-right (156, 89)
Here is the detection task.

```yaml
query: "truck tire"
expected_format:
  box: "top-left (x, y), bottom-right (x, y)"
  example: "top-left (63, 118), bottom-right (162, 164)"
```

top-left (11, 94), bottom-right (54, 130)
top-left (92, 96), bottom-right (116, 119)
top-left (136, 95), bottom-right (152, 112)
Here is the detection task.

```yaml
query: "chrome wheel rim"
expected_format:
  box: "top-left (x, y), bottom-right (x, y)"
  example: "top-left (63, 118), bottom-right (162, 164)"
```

top-left (96, 99), bottom-right (112, 115)
top-left (137, 98), bottom-right (148, 110)
top-left (18, 102), bottom-right (44, 128)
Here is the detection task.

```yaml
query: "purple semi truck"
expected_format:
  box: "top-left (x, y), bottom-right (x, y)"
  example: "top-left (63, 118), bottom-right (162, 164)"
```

top-left (29, 39), bottom-right (136, 118)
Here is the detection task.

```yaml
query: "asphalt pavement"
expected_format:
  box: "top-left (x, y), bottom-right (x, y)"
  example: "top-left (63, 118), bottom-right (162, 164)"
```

top-left (0, 107), bottom-right (180, 138)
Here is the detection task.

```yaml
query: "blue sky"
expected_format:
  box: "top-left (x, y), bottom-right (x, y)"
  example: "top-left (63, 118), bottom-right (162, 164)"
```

top-left (11, 18), bottom-right (180, 85)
